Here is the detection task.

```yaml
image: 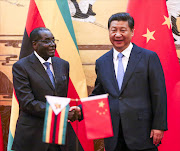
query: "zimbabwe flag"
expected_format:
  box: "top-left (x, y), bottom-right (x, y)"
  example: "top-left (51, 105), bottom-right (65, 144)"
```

top-left (43, 96), bottom-right (71, 145)
top-left (7, 0), bottom-right (94, 151)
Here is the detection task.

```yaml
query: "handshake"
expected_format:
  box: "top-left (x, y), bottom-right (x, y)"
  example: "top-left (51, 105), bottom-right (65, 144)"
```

top-left (68, 106), bottom-right (82, 122)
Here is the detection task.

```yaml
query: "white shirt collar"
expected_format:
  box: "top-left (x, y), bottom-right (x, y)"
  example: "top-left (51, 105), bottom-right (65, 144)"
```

top-left (113, 42), bottom-right (133, 60)
top-left (34, 51), bottom-right (52, 64)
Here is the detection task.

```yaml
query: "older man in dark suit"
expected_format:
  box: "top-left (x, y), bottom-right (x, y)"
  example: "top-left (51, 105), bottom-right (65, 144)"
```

top-left (70, 12), bottom-right (167, 151)
top-left (12, 27), bottom-right (69, 151)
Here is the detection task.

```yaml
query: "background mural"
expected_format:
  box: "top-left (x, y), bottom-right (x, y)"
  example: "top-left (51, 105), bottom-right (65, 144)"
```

top-left (0, 0), bottom-right (179, 150)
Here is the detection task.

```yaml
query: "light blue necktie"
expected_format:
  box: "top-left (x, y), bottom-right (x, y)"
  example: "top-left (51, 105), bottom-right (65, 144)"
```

top-left (117, 53), bottom-right (124, 90)
top-left (43, 62), bottom-right (55, 88)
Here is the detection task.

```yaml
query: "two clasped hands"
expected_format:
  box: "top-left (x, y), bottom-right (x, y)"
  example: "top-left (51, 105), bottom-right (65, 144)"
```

top-left (68, 106), bottom-right (81, 122)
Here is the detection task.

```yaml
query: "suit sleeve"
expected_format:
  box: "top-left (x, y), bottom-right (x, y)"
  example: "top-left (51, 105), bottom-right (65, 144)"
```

top-left (13, 62), bottom-right (46, 118)
top-left (148, 52), bottom-right (167, 131)
top-left (91, 60), bottom-right (106, 96)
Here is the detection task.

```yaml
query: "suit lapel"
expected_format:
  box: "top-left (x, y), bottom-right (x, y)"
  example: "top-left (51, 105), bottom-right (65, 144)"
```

top-left (105, 49), bottom-right (120, 94)
top-left (120, 44), bottom-right (142, 94)
top-left (52, 57), bottom-right (62, 88)
top-left (29, 53), bottom-right (55, 90)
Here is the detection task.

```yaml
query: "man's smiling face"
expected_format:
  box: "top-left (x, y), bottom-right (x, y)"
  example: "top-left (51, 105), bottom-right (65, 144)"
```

top-left (109, 20), bottom-right (134, 52)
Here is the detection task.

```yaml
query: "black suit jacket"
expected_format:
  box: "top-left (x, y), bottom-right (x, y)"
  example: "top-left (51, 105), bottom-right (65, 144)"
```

top-left (91, 44), bottom-right (167, 151)
top-left (12, 53), bottom-right (69, 151)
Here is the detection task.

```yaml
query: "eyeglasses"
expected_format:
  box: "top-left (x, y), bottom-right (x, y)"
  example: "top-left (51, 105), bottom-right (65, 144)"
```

top-left (35, 39), bottom-right (59, 45)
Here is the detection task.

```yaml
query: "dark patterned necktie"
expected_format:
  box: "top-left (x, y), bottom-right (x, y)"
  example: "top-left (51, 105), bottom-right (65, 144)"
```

top-left (43, 62), bottom-right (55, 88)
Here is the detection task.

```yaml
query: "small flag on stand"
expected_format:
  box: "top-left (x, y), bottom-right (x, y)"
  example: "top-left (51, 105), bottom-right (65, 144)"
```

top-left (81, 94), bottom-right (113, 140)
top-left (43, 96), bottom-right (70, 145)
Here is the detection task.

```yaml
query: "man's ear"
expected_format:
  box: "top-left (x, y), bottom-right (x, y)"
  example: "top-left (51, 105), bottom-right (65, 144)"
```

top-left (32, 41), bottom-right (37, 50)
top-left (131, 29), bottom-right (135, 36)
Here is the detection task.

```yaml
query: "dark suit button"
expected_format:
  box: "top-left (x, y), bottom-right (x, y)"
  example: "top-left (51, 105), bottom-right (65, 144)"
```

top-left (119, 97), bottom-right (122, 100)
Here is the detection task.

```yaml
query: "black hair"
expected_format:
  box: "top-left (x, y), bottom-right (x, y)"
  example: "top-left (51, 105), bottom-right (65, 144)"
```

top-left (108, 12), bottom-right (134, 30)
top-left (30, 27), bottom-right (50, 42)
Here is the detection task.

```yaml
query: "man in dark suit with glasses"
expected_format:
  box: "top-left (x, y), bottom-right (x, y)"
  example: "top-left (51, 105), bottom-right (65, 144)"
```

top-left (12, 27), bottom-right (69, 151)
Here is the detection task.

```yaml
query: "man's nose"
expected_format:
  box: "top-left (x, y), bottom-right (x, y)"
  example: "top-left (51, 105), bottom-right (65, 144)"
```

top-left (49, 42), bottom-right (56, 49)
top-left (49, 41), bottom-right (56, 46)
top-left (115, 31), bottom-right (122, 37)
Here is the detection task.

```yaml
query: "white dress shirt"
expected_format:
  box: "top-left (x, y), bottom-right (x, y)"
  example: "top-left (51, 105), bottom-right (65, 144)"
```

top-left (113, 43), bottom-right (133, 78)
top-left (34, 51), bottom-right (55, 76)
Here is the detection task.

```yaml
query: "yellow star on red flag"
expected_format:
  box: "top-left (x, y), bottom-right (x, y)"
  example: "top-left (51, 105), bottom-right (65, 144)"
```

top-left (142, 28), bottom-right (156, 43)
top-left (162, 15), bottom-right (171, 29)
top-left (98, 101), bottom-right (105, 108)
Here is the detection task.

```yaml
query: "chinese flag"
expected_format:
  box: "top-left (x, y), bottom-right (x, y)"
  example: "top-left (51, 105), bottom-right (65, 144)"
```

top-left (81, 94), bottom-right (113, 140)
top-left (127, 0), bottom-right (180, 151)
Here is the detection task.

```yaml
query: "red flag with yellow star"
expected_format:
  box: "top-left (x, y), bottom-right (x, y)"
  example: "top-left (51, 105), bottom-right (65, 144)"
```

top-left (127, 0), bottom-right (180, 151)
top-left (81, 94), bottom-right (113, 139)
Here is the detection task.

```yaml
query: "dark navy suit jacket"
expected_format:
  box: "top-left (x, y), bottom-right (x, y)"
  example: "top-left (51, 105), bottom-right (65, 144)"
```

top-left (12, 53), bottom-right (69, 151)
top-left (91, 44), bottom-right (167, 151)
